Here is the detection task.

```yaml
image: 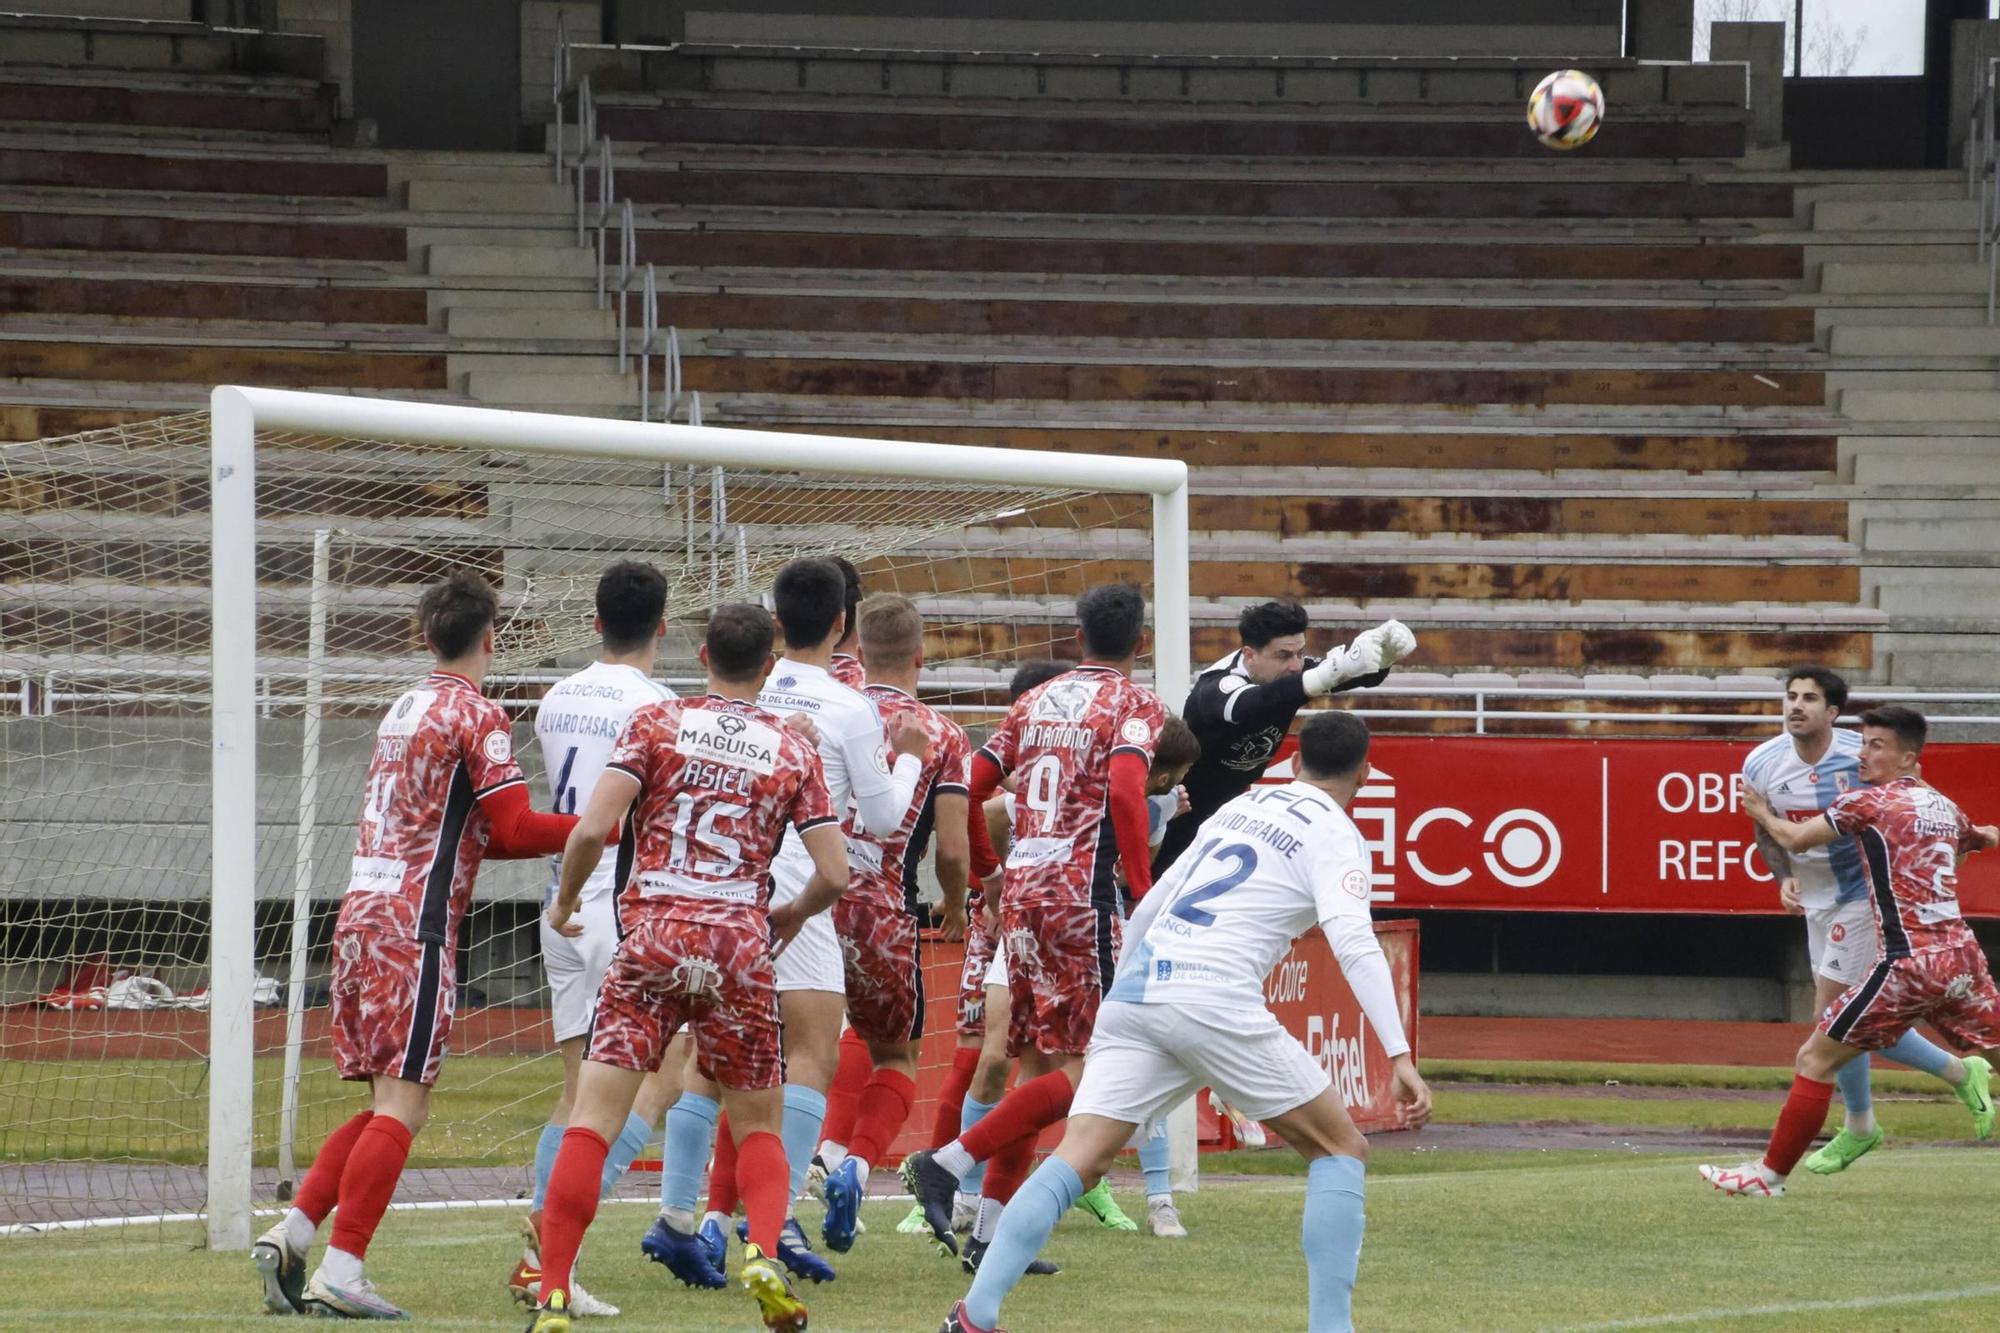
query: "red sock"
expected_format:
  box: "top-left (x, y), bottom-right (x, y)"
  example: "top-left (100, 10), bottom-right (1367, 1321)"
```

top-left (1762, 1075), bottom-right (1836, 1177)
top-left (538, 1127), bottom-right (609, 1307)
top-left (327, 1114), bottom-right (413, 1260)
top-left (705, 1116), bottom-right (740, 1216)
top-left (982, 1132), bottom-right (1038, 1206)
top-left (821, 1030), bottom-right (873, 1150)
top-left (293, 1110), bottom-right (372, 1224)
top-left (735, 1129), bottom-right (791, 1255)
top-left (959, 1069), bottom-right (1073, 1163)
top-left (932, 1048), bottom-right (979, 1149)
top-left (848, 1068), bottom-right (918, 1170)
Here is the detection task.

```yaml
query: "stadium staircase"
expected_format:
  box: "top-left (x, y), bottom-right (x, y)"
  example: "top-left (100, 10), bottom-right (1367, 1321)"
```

top-left (13, 24), bottom-right (1993, 699)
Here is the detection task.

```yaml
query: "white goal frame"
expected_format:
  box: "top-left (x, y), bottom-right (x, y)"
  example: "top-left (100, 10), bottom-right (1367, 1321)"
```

top-left (206, 386), bottom-right (1192, 1250)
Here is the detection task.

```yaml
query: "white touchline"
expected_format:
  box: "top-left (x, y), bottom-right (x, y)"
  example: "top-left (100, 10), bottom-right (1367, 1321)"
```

top-left (0, 1191), bottom-right (922, 1240)
top-left (1555, 1282), bottom-right (2000, 1330)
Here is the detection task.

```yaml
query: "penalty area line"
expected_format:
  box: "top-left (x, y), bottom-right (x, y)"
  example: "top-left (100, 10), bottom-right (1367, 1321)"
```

top-left (1554, 1282), bottom-right (2000, 1330)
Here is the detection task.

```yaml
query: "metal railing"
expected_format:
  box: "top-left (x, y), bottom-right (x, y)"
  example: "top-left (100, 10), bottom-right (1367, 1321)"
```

top-left (1969, 56), bottom-right (2000, 321)
top-left (550, 11), bottom-right (571, 183)
top-left (20, 668), bottom-right (2000, 729)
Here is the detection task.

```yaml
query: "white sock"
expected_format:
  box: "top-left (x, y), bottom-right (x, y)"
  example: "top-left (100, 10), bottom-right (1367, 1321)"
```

top-left (279, 1207), bottom-right (316, 1254)
top-left (852, 1158), bottom-right (872, 1193)
top-left (972, 1196), bottom-right (1005, 1244)
top-left (1846, 1110), bottom-right (1878, 1139)
top-left (702, 1209), bottom-right (729, 1230)
top-left (320, 1246), bottom-right (363, 1286)
top-left (818, 1141), bottom-right (848, 1172)
top-left (933, 1141), bottom-right (974, 1179)
top-left (953, 1190), bottom-right (977, 1214)
top-left (662, 1205), bottom-right (695, 1232)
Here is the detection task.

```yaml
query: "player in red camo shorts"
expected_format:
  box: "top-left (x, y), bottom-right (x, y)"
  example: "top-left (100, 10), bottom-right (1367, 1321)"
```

top-left (528, 602), bottom-right (849, 1333)
top-left (903, 582), bottom-right (1167, 1257)
top-left (816, 594), bottom-right (973, 1252)
top-left (249, 572), bottom-right (580, 1321)
top-left (1703, 703), bottom-right (2000, 1198)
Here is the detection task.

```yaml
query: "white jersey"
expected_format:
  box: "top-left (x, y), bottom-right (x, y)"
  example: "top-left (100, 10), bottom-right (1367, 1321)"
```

top-left (1740, 728), bottom-right (1867, 912)
top-left (1110, 780), bottom-right (1410, 1058)
top-left (535, 660), bottom-right (674, 905)
top-left (757, 656), bottom-right (917, 902)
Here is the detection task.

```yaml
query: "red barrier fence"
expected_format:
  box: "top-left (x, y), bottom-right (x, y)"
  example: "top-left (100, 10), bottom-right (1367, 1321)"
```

top-left (1260, 738), bottom-right (2000, 916)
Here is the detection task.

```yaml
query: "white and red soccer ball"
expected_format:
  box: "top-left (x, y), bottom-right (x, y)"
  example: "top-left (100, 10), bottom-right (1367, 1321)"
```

top-left (1528, 69), bottom-right (1604, 151)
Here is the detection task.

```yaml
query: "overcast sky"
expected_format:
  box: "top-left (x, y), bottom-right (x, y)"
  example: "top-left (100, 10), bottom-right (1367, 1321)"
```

top-left (1691, 0), bottom-right (1924, 76)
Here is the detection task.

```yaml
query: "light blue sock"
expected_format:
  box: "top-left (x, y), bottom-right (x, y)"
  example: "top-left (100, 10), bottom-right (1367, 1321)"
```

top-left (530, 1121), bottom-right (566, 1211)
top-left (600, 1109), bottom-right (654, 1198)
top-left (1139, 1124), bottom-right (1172, 1199)
top-left (659, 1092), bottom-right (719, 1215)
top-left (1881, 1027), bottom-right (1958, 1081)
top-left (1304, 1154), bottom-right (1366, 1333)
top-left (1834, 1051), bottom-right (1873, 1119)
top-left (963, 1158), bottom-right (1083, 1330)
top-left (781, 1084), bottom-right (828, 1201)
top-left (959, 1094), bottom-right (998, 1194)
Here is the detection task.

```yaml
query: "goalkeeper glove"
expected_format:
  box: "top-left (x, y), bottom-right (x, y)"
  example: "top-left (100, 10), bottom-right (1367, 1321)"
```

top-left (1302, 619), bottom-right (1415, 696)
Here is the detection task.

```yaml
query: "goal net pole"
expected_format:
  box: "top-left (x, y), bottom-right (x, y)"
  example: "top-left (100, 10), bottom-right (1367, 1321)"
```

top-left (205, 386), bottom-right (1192, 1250)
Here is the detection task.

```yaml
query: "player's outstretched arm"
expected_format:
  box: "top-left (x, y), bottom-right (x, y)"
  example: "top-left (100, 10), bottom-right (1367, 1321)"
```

top-left (547, 770), bottom-right (638, 937)
top-left (849, 712), bottom-right (931, 836)
top-left (482, 781), bottom-right (582, 860)
top-left (1742, 785), bottom-right (1841, 855)
top-left (1106, 748), bottom-right (1155, 899)
top-left (965, 752), bottom-right (1008, 883)
top-left (931, 791), bottom-right (971, 940)
top-left (769, 822), bottom-right (850, 948)
top-left (1303, 619), bottom-right (1415, 698)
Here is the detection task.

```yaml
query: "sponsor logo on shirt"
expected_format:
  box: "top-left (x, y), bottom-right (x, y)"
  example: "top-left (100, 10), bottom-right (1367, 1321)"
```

top-left (379, 689), bottom-right (437, 739)
top-left (676, 708), bottom-right (780, 776)
top-left (1029, 678), bottom-right (1099, 724)
top-left (346, 856), bottom-right (404, 895)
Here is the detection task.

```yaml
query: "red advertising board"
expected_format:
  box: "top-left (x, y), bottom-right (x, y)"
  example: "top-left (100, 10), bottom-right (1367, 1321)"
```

top-left (1258, 737), bottom-right (2000, 916)
top-left (1261, 919), bottom-right (1419, 1136)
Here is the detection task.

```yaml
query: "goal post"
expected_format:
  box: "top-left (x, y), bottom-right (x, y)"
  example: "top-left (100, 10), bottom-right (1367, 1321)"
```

top-left (204, 386), bottom-right (1193, 1250)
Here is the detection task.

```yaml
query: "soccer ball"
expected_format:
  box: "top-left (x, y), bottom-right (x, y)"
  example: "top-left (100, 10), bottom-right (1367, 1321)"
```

top-left (1527, 69), bottom-right (1603, 151)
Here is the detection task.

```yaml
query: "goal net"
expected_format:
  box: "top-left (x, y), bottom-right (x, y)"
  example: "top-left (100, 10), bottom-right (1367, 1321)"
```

top-left (0, 391), bottom-right (1188, 1245)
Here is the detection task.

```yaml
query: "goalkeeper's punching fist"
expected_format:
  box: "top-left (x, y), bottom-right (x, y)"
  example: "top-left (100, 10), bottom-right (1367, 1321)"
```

top-left (1151, 600), bottom-right (1414, 878)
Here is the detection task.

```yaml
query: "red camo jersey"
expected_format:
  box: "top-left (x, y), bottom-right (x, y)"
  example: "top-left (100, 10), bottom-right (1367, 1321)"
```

top-left (977, 664), bottom-right (1166, 910)
top-left (338, 671), bottom-right (525, 950)
top-left (845, 683), bottom-right (971, 914)
top-left (1827, 776), bottom-right (1984, 957)
top-left (606, 694), bottom-right (837, 930)
top-left (829, 654), bottom-right (865, 690)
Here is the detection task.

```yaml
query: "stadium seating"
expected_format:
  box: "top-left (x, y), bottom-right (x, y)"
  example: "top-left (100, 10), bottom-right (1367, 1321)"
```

top-left (564, 56), bottom-right (1875, 681)
top-left (0, 33), bottom-right (1912, 688)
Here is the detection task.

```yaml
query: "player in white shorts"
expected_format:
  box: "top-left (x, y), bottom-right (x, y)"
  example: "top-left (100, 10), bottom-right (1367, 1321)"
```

top-left (1740, 665), bottom-right (1966, 1174)
top-left (937, 709), bottom-right (1431, 1333)
top-left (510, 561), bottom-right (678, 1314)
top-left (646, 556), bottom-right (927, 1287)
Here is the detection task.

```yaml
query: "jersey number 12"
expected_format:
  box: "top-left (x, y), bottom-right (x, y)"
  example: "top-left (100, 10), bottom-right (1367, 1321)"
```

top-left (1167, 838), bottom-right (1258, 927)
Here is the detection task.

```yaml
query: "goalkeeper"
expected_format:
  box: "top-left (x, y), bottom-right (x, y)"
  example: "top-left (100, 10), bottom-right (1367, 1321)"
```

top-left (1153, 600), bottom-right (1414, 877)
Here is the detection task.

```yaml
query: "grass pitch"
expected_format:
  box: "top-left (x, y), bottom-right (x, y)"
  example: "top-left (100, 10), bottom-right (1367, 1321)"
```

top-left (9, 1151), bottom-right (2000, 1331)
top-left (7, 1058), bottom-right (1999, 1330)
